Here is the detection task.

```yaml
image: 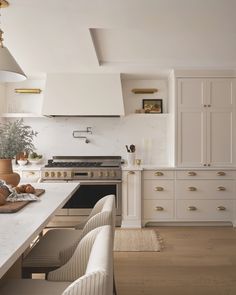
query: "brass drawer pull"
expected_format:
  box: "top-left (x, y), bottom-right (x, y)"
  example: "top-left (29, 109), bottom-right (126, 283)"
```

top-left (188, 206), bottom-right (197, 211)
top-left (217, 171), bottom-right (226, 176)
top-left (188, 186), bottom-right (197, 191)
top-left (155, 206), bottom-right (164, 211)
top-left (155, 187), bottom-right (164, 191)
top-left (217, 206), bottom-right (226, 211)
top-left (128, 171), bottom-right (135, 175)
top-left (154, 171), bottom-right (164, 176)
top-left (187, 171), bottom-right (197, 176)
top-left (217, 186), bottom-right (226, 191)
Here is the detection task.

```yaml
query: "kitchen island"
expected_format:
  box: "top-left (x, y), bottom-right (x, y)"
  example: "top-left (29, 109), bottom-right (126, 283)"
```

top-left (0, 182), bottom-right (79, 279)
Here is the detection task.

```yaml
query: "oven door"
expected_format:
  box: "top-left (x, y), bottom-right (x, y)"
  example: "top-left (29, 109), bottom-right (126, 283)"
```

top-left (64, 180), bottom-right (122, 216)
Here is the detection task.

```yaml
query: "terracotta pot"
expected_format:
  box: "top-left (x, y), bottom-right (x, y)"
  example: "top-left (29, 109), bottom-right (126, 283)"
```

top-left (0, 159), bottom-right (20, 187)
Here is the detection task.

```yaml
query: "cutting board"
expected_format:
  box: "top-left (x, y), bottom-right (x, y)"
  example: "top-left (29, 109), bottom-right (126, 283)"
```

top-left (0, 189), bottom-right (45, 213)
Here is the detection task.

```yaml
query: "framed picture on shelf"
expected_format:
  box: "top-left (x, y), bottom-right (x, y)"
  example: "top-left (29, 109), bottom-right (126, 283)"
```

top-left (142, 99), bottom-right (163, 114)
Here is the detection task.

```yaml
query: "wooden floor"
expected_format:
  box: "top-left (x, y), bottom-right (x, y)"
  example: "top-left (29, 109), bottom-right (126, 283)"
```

top-left (114, 226), bottom-right (236, 295)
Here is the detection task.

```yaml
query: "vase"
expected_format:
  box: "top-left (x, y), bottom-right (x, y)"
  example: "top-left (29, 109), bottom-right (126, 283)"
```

top-left (0, 159), bottom-right (20, 187)
top-left (127, 152), bottom-right (135, 166)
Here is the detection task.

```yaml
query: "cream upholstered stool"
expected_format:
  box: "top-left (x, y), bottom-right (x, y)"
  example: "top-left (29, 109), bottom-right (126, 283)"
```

top-left (22, 195), bottom-right (115, 277)
top-left (0, 225), bottom-right (113, 295)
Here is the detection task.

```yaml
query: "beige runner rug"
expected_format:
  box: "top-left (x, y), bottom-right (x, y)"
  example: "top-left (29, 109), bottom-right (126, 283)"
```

top-left (114, 228), bottom-right (162, 252)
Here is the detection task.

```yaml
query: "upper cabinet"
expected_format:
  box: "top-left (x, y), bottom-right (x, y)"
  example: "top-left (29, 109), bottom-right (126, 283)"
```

top-left (0, 77), bottom-right (45, 118)
top-left (177, 77), bottom-right (235, 167)
top-left (42, 73), bottom-right (124, 117)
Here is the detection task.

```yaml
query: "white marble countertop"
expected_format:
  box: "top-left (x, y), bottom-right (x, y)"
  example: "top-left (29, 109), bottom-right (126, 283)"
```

top-left (13, 164), bottom-right (44, 171)
top-left (0, 182), bottom-right (79, 279)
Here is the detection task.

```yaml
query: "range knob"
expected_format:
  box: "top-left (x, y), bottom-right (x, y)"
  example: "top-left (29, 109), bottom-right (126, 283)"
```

top-left (98, 171), bottom-right (103, 177)
top-left (63, 171), bottom-right (67, 178)
top-left (45, 172), bottom-right (49, 177)
top-left (104, 171), bottom-right (109, 177)
top-left (51, 172), bottom-right (55, 177)
top-left (88, 171), bottom-right (94, 178)
top-left (110, 171), bottom-right (116, 178)
top-left (57, 172), bottom-right (62, 178)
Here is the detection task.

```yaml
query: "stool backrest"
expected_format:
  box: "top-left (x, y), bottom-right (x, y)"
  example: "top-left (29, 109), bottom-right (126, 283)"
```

top-left (48, 225), bottom-right (113, 295)
top-left (59, 195), bottom-right (115, 265)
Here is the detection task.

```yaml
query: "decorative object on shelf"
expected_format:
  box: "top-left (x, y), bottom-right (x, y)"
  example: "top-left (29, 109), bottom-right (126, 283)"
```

top-left (15, 88), bottom-right (42, 94)
top-left (132, 88), bottom-right (158, 94)
top-left (0, 119), bottom-right (37, 185)
top-left (142, 99), bottom-right (163, 114)
top-left (126, 144), bottom-right (136, 166)
top-left (0, 0), bottom-right (27, 82)
top-left (72, 127), bottom-right (92, 144)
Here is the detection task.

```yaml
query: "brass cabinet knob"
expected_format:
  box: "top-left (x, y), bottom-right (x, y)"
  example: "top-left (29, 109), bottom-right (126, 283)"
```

top-left (155, 187), bottom-right (164, 191)
top-left (187, 171), bottom-right (197, 176)
top-left (155, 206), bottom-right (164, 211)
top-left (208, 104), bottom-right (211, 107)
top-left (217, 171), bottom-right (226, 176)
top-left (204, 164), bottom-right (207, 166)
top-left (208, 164), bottom-right (211, 166)
top-left (128, 171), bottom-right (135, 175)
top-left (154, 171), bottom-right (164, 176)
top-left (217, 206), bottom-right (226, 211)
top-left (188, 206), bottom-right (197, 211)
top-left (217, 186), bottom-right (226, 191)
top-left (188, 186), bottom-right (197, 191)
top-left (204, 104), bottom-right (207, 107)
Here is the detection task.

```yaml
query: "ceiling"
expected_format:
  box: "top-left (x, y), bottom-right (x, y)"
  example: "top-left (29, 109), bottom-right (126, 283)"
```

top-left (2, 0), bottom-right (236, 78)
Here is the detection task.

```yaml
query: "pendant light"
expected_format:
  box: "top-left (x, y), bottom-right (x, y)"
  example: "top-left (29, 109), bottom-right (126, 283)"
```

top-left (0, 0), bottom-right (26, 82)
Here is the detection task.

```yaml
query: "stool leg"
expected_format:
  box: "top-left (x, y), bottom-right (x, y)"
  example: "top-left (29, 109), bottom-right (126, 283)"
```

top-left (113, 274), bottom-right (117, 295)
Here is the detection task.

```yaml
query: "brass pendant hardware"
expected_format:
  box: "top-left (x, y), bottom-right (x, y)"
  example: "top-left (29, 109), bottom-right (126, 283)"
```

top-left (217, 206), bottom-right (226, 211)
top-left (155, 206), bottom-right (164, 211)
top-left (154, 187), bottom-right (164, 192)
top-left (128, 171), bottom-right (135, 175)
top-left (217, 171), bottom-right (226, 176)
top-left (188, 206), bottom-right (197, 211)
top-left (217, 186), bottom-right (226, 191)
top-left (188, 186), bottom-right (197, 191)
top-left (0, 0), bottom-right (9, 8)
top-left (187, 171), bottom-right (197, 176)
top-left (15, 88), bottom-right (42, 94)
top-left (132, 88), bottom-right (158, 94)
top-left (154, 171), bottom-right (163, 176)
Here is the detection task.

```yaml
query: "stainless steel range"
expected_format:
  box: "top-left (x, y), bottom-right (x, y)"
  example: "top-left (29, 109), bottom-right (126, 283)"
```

top-left (41, 156), bottom-right (122, 227)
top-left (41, 156), bottom-right (122, 181)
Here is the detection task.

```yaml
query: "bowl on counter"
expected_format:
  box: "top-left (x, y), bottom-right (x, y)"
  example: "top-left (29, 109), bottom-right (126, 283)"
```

top-left (28, 158), bottom-right (43, 165)
top-left (17, 159), bottom-right (28, 166)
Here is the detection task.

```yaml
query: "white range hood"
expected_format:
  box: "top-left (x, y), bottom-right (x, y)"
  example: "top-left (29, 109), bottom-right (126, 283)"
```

top-left (42, 73), bottom-right (125, 116)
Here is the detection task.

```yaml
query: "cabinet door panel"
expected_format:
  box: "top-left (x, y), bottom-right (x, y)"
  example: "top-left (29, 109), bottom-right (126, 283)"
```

top-left (207, 110), bottom-right (234, 166)
top-left (178, 79), bottom-right (205, 108)
top-left (208, 79), bottom-right (234, 108)
top-left (178, 111), bottom-right (206, 167)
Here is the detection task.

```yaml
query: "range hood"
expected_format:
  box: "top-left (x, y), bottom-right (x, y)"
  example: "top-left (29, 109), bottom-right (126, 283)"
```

top-left (42, 73), bottom-right (124, 117)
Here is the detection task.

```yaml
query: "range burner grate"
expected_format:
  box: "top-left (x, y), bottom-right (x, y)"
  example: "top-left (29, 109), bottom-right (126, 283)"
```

top-left (45, 161), bottom-right (102, 168)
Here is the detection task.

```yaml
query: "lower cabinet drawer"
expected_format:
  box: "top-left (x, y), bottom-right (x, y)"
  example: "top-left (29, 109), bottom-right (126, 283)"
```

top-left (21, 171), bottom-right (41, 182)
top-left (176, 180), bottom-right (235, 199)
top-left (143, 200), bottom-right (174, 220)
top-left (176, 199), bottom-right (234, 221)
top-left (143, 180), bottom-right (174, 200)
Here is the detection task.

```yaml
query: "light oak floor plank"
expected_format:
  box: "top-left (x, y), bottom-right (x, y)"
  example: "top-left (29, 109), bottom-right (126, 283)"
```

top-left (114, 226), bottom-right (236, 295)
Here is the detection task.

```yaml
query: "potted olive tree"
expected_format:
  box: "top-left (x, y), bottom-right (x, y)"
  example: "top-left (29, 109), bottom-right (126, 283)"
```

top-left (0, 119), bottom-right (37, 186)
